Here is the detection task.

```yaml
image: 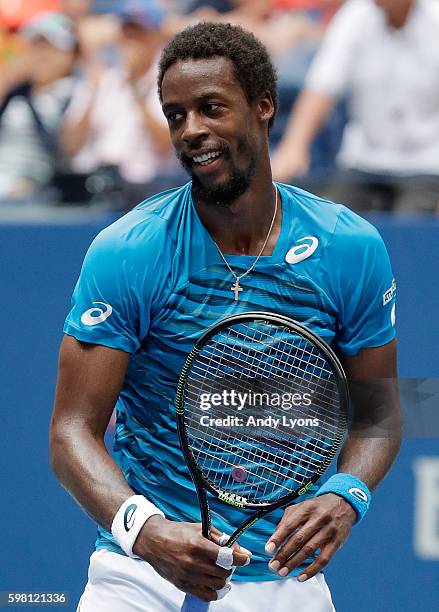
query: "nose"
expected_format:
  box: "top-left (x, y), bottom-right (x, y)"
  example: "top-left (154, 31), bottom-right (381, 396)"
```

top-left (182, 111), bottom-right (209, 145)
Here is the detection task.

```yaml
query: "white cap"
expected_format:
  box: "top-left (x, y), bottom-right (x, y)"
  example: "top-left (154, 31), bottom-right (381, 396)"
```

top-left (21, 12), bottom-right (77, 51)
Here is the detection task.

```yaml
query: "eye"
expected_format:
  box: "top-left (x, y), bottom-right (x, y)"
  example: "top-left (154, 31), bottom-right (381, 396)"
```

top-left (166, 111), bottom-right (184, 124)
top-left (203, 103), bottom-right (221, 115)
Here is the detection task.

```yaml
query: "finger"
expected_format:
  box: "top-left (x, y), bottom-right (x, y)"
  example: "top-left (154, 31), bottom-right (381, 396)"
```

top-left (265, 505), bottom-right (309, 554)
top-left (231, 540), bottom-right (251, 555)
top-left (216, 545), bottom-right (252, 569)
top-left (269, 517), bottom-right (326, 570)
top-left (210, 526), bottom-right (225, 541)
top-left (201, 576), bottom-right (229, 591)
top-left (185, 581), bottom-right (232, 602)
top-left (212, 533), bottom-right (252, 567)
top-left (202, 534), bottom-right (251, 569)
top-left (216, 546), bottom-right (234, 570)
top-left (211, 532), bottom-right (252, 558)
top-left (216, 583), bottom-right (232, 601)
top-left (204, 565), bottom-right (234, 580)
top-left (226, 537), bottom-right (252, 565)
top-left (276, 531), bottom-right (334, 578)
top-left (187, 541), bottom-right (232, 579)
top-left (231, 546), bottom-right (252, 566)
top-left (276, 536), bottom-right (322, 577)
top-left (218, 533), bottom-right (231, 546)
top-left (210, 531), bottom-right (231, 546)
top-left (296, 543), bottom-right (336, 582)
top-left (204, 566), bottom-right (234, 580)
top-left (184, 586), bottom-right (219, 603)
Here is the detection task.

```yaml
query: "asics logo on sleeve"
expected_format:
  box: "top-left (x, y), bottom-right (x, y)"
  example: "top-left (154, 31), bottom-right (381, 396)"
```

top-left (124, 504), bottom-right (137, 532)
top-left (80, 302), bottom-right (113, 326)
top-left (285, 237), bottom-right (319, 264)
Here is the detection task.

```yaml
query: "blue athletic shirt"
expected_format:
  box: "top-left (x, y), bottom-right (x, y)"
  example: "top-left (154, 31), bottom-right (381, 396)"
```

top-left (63, 182), bottom-right (396, 581)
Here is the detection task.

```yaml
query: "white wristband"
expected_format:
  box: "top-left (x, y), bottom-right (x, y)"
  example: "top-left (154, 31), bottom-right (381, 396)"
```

top-left (111, 495), bottom-right (164, 558)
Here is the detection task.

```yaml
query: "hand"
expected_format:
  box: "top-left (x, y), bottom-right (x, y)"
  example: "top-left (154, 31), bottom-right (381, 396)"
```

top-left (133, 516), bottom-right (251, 602)
top-left (265, 494), bottom-right (356, 581)
top-left (0, 52), bottom-right (33, 102)
top-left (271, 145), bottom-right (310, 182)
top-left (81, 54), bottom-right (106, 90)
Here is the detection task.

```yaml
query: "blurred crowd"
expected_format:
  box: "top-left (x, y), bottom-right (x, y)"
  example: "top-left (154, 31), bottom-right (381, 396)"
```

top-left (0, 0), bottom-right (437, 213)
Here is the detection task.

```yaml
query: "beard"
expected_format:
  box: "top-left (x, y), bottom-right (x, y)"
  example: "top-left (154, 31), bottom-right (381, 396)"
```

top-left (177, 139), bottom-right (257, 207)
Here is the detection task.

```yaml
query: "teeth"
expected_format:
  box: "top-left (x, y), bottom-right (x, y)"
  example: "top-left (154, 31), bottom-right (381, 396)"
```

top-left (193, 151), bottom-right (222, 164)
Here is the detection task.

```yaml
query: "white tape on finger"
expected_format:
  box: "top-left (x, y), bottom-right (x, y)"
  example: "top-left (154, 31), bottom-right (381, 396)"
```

top-left (218, 533), bottom-right (230, 546)
top-left (216, 585), bottom-right (232, 601)
top-left (216, 546), bottom-right (234, 570)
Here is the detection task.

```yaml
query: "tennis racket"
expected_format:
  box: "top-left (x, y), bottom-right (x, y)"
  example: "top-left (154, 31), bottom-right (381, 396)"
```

top-left (176, 312), bottom-right (349, 612)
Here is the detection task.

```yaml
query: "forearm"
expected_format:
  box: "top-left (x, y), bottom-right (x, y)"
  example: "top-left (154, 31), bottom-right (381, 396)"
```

top-left (60, 112), bottom-right (93, 156)
top-left (137, 100), bottom-right (171, 153)
top-left (50, 422), bottom-right (248, 599)
top-left (277, 89), bottom-right (335, 152)
top-left (50, 424), bottom-right (134, 532)
top-left (339, 341), bottom-right (402, 491)
top-left (60, 85), bottom-right (99, 156)
top-left (337, 433), bottom-right (402, 490)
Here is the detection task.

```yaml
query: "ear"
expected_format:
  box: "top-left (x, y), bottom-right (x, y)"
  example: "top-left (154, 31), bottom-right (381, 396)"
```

top-left (257, 91), bottom-right (275, 124)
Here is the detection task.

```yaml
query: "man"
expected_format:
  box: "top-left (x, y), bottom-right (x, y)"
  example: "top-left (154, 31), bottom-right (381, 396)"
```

top-left (272, 0), bottom-right (439, 212)
top-left (0, 12), bottom-right (77, 200)
top-left (51, 22), bottom-right (401, 611)
top-left (60, 1), bottom-right (178, 207)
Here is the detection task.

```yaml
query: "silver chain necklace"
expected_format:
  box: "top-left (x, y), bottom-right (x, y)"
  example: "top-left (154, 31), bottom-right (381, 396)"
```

top-left (215, 185), bottom-right (278, 301)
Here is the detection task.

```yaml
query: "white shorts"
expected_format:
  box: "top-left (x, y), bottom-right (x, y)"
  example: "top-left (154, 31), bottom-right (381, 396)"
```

top-left (77, 549), bottom-right (335, 612)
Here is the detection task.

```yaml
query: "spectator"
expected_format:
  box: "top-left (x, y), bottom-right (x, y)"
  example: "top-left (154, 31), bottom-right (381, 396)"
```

top-left (0, 12), bottom-right (78, 201)
top-left (60, 0), bottom-right (92, 23)
top-left (186, 1), bottom-right (321, 59)
top-left (165, 1), bottom-right (322, 61)
top-left (183, 0), bottom-right (233, 12)
top-left (272, 0), bottom-right (439, 213)
top-left (60, 1), bottom-right (179, 209)
top-left (226, 1), bottom-right (320, 59)
top-left (60, 0), bottom-right (122, 61)
top-left (0, 0), bottom-right (59, 29)
top-left (273, 1), bottom-right (341, 25)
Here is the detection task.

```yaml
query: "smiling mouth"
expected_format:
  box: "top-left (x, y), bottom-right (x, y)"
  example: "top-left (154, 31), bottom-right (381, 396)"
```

top-left (191, 150), bottom-right (224, 166)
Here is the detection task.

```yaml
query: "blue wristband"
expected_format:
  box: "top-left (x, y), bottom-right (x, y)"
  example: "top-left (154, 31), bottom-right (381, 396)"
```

top-left (315, 473), bottom-right (371, 524)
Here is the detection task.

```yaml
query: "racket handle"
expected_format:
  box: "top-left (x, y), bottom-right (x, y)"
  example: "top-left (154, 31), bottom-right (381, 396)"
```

top-left (180, 593), bottom-right (210, 612)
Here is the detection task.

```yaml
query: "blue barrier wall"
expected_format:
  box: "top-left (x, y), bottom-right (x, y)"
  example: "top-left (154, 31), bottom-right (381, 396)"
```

top-left (1, 215), bottom-right (438, 611)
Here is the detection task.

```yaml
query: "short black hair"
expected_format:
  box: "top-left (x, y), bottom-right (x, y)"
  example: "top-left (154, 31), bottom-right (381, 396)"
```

top-left (158, 21), bottom-right (278, 131)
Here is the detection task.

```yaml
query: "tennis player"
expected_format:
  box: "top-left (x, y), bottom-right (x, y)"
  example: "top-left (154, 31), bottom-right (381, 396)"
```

top-left (50, 22), bottom-right (401, 612)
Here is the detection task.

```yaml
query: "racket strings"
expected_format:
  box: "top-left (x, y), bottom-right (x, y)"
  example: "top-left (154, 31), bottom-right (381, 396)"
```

top-left (185, 413), bottom-right (328, 472)
top-left (187, 395), bottom-right (337, 492)
top-left (183, 322), bottom-right (343, 504)
top-left (233, 324), bottom-right (333, 379)
top-left (186, 416), bottom-right (328, 491)
top-left (187, 363), bottom-right (338, 427)
top-left (190, 345), bottom-right (339, 427)
top-left (214, 325), bottom-right (331, 385)
top-left (195, 333), bottom-right (339, 415)
top-left (185, 387), bottom-right (337, 458)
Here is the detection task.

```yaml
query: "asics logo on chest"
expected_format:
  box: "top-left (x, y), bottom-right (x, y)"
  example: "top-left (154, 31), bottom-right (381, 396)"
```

top-left (285, 237), bottom-right (319, 264)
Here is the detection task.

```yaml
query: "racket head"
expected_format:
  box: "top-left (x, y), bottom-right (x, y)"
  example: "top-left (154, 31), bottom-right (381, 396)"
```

top-left (176, 312), bottom-right (348, 512)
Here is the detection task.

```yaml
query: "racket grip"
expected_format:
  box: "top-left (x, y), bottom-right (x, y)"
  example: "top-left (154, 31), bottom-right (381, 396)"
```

top-left (180, 593), bottom-right (210, 612)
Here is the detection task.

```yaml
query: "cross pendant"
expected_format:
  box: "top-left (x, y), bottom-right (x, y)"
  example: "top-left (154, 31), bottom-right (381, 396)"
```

top-left (231, 281), bottom-right (243, 301)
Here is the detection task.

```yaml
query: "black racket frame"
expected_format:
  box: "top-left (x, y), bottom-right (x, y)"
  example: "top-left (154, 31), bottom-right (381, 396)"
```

top-left (175, 312), bottom-right (349, 544)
